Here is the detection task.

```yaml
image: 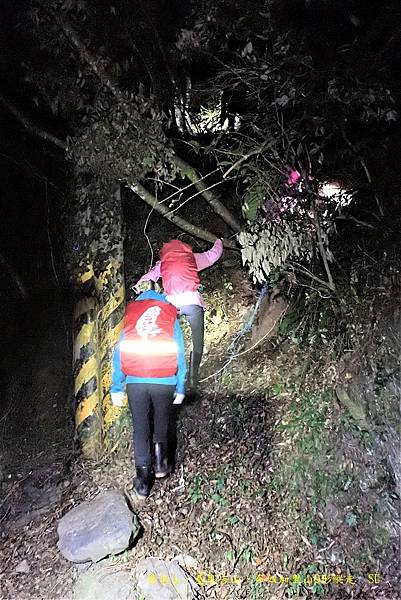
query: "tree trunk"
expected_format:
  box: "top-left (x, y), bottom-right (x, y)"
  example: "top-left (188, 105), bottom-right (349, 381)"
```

top-left (128, 181), bottom-right (237, 249)
top-left (72, 180), bottom-right (127, 455)
top-left (71, 172), bottom-right (104, 458)
top-left (172, 155), bottom-right (242, 233)
top-left (73, 288), bottom-right (103, 459)
top-left (93, 184), bottom-right (127, 444)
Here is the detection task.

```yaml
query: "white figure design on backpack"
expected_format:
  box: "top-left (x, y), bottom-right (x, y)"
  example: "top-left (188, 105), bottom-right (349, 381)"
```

top-left (135, 306), bottom-right (162, 339)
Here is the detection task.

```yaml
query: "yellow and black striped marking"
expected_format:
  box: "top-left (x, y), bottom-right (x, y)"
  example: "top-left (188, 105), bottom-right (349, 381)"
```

top-left (73, 297), bottom-right (102, 429)
top-left (97, 280), bottom-right (126, 430)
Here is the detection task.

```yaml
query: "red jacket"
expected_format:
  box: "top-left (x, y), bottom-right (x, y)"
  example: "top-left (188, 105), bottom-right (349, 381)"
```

top-left (134, 239), bottom-right (223, 308)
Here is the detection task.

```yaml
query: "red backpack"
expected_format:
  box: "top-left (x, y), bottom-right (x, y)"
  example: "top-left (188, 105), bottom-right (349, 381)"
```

top-left (160, 240), bottom-right (200, 295)
top-left (120, 299), bottom-right (178, 378)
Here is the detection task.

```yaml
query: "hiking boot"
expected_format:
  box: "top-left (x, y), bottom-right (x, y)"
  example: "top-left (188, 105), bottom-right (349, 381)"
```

top-left (154, 442), bottom-right (170, 478)
top-left (133, 466), bottom-right (152, 499)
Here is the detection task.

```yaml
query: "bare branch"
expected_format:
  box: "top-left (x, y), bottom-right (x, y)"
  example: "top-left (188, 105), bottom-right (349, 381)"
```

top-left (172, 155), bottom-right (242, 232)
top-left (222, 147), bottom-right (265, 179)
top-left (290, 262), bottom-right (336, 293)
top-left (0, 95), bottom-right (67, 150)
top-left (128, 181), bottom-right (237, 249)
top-left (166, 176), bottom-right (236, 217)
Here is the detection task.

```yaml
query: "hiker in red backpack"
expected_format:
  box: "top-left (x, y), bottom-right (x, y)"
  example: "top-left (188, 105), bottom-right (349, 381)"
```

top-left (133, 238), bottom-right (223, 388)
top-left (110, 290), bottom-right (186, 499)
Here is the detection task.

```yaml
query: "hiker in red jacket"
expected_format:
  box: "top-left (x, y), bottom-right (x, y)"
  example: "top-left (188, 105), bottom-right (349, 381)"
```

top-left (111, 290), bottom-right (186, 499)
top-left (133, 238), bottom-right (223, 388)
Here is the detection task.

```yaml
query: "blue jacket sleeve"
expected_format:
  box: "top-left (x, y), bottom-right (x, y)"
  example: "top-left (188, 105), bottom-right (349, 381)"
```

top-left (174, 320), bottom-right (186, 394)
top-left (110, 335), bottom-right (126, 393)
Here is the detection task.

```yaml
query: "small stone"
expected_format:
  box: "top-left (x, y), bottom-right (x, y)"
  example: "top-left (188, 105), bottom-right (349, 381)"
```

top-left (173, 553), bottom-right (198, 570)
top-left (15, 560), bottom-right (30, 574)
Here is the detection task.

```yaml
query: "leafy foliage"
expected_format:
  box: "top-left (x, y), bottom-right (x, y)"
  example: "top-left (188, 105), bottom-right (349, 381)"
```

top-left (177, 0), bottom-right (400, 282)
top-left (241, 183), bottom-right (265, 222)
top-left (238, 181), bottom-right (353, 283)
top-left (67, 93), bottom-right (174, 184)
top-left (239, 221), bottom-right (312, 283)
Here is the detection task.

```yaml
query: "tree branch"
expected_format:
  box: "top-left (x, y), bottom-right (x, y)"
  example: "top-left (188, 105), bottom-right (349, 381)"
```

top-left (53, 15), bottom-right (125, 104)
top-left (172, 155), bottom-right (242, 232)
top-left (222, 147), bottom-right (265, 179)
top-left (2, 19), bottom-right (241, 246)
top-left (0, 94), bottom-right (238, 251)
top-left (290, 262), bottom-right (335, 293)
top-left (0, 95), bottom-right (67, 150)
top-left (128, 181), bottom-right (237, 249)
top-left (50, 17), bottom-right (243, 236)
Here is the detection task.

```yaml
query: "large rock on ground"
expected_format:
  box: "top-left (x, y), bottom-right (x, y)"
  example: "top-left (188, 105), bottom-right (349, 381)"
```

top-left (58, 490), bottom-right (140, 562)
top-left (136, 557), bottom-right (200, 600)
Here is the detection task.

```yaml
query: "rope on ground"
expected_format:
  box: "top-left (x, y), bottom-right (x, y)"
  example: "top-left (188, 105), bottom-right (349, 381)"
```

top-left (199, 300), bottom-right (287, 384)
top-left (226, 282), bottom-right (269, 354)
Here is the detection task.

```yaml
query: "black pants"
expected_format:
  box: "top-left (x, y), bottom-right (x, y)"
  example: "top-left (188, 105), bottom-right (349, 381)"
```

top-left (178, 304), bottom-right (204, 382)
top-left (127, 383), bottom-right (175, 467)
